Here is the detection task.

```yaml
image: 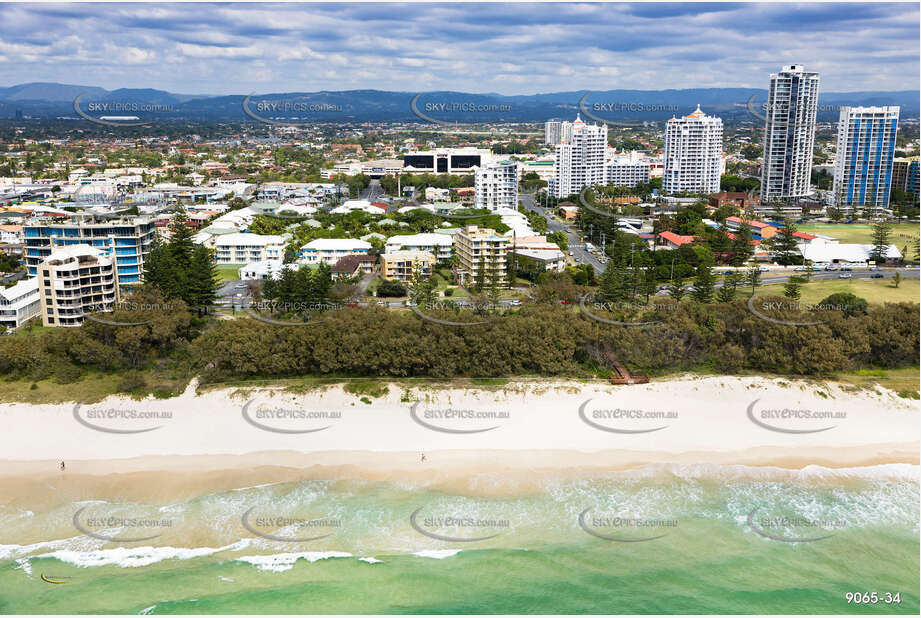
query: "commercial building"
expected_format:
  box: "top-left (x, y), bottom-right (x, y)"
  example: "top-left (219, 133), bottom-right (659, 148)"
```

top-left (379, 250), bottom-right (436, 281)
top-left (300, 238), bottom-right (372, 265)
top-left (384, 233), bottom-right (453, 261)
top-left (0, 276), bottom-right (40, 330)
top-left (238, 259), bottom-right (285, 281)
top-left (23, 214), bottom-right (155, 284)
top-left (452, 225), bottom-right (509, 285)
top-left (832, 106), bottom-right (899, 212)
top-left (474, 160), bottom-right (519, 211)
top-left (402, 148), bottom-right (493, 174)
top-left (37, 245), bottom-right (118, 327)
top-left (215, 232), bottom-right (286, 265)
top-left (663, 105), bottom-right (723, 194)
top-left (551, 114), bottom-right (607, 198)
top-left (761, 65), bottom-right (820, 202)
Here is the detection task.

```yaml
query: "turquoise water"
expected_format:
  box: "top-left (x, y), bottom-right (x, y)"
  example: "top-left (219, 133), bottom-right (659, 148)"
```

top-left (1, 465), bottom-right (918, 614)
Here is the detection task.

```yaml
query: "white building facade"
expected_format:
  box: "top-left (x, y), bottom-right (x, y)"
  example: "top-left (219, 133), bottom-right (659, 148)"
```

top-left (761, 64), bottom-right (820, 202)
top-left (474, 161), bottom-right (519, 211)
top-left (551, 115), bottom-right (607, 198)
top-left (663, 105), bottom-right (723, 194)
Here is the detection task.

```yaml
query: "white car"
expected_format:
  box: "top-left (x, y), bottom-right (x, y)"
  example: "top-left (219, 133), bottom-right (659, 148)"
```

top-left (838, 273), bottom-right (852, 279)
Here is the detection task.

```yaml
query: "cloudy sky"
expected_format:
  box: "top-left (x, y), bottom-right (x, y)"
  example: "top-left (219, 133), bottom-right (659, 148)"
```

top-left (0, 2), bottom-right (918, 95)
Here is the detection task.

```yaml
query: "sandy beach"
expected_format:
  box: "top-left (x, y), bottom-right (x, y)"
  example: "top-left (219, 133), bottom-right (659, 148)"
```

top-left (0, 376), bottom-right (917, 506)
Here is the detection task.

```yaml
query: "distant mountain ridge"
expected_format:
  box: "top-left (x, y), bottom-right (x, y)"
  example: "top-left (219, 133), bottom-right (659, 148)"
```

top-left (1, 82), bottom-right (917, 123)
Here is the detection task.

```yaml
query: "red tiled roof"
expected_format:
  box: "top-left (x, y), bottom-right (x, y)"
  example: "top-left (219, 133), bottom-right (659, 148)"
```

top-left (726, 216), bottom-right (770, 229)
top-left (793, 231), bottom-right (817, 240)
top-left (658, 231), bottom-right (696, 246)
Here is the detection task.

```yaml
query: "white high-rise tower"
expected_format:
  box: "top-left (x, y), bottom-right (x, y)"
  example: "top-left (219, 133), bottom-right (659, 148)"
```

top-left (551, 114), bottom-right (607, 198)
top-left (760, 64), bottom-right (820, 202)
top-left (663, 105), bottom-right (723, 194)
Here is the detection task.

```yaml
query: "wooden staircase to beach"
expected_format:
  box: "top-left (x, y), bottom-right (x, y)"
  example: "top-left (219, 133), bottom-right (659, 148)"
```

top-left (598, 341), bottom-right (649, 385)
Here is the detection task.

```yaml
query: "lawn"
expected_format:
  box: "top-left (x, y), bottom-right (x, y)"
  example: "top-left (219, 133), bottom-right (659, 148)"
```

top-left (216, 265), bottom-right (241, 282)
top-left (757, 276), bottom-right (919, 305)
top-left (797, 223), bottom-right (920, 260)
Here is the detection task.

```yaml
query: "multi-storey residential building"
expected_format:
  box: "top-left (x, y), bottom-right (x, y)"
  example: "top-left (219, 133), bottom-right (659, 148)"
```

top-left (215, 233), bottom-right (286, 264)
top-left (761, 64), bottom-right (820, 202)
top-left (23, 214), bottom-right (155, 284)
top-left (663, 105), bottom-right (723, 194)
top-left (604, 161), bottom-right (651, 188)
top-left (37, 245), bottom-right (118, 327)
top-left (0, 277), bottom-right (40, 330)
top-left (833, 106), bottom-right (899, 212)
top-left (545, 119), bottom-right (573, 146)
top-left (402, 148), bottom-right (493, 174)
top-left (551, 114), bottom-right (607, 198)
top-left (379, 250), bottom-right (435, 282)
top-left (300, 238), bottom-right (372, 265)
top-left (475, 160), bottom-right (519, 211)
top-left (452, 225), bottom-right (509, 285)
top-left (892, 156), bottom-right (920, 199)
top-left (384, 233), bottom-right (453, 261)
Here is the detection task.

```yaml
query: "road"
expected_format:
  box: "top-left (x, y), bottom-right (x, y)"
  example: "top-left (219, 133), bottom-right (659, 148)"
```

top-left (520, 192), bottom-right (604, 272)
top-left (360, 179), bottom-right (384, 202)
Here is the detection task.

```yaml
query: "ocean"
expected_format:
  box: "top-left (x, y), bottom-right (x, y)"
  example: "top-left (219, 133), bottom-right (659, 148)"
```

top-left (1, 464), bottom-right (917, 614)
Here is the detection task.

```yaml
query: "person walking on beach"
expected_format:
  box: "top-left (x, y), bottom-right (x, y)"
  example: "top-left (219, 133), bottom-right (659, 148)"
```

top-left (420, 452), bottom-right (426, 463)
top-left (60, 461), bottom-right (65, 472)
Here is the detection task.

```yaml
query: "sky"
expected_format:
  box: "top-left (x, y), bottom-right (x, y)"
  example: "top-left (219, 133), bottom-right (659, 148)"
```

top-left (0, 2), bottom-right (918, 95)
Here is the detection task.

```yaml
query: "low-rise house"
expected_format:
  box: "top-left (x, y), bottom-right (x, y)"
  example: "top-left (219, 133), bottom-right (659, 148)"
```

top-left (331, 254), bottom-right (378, 280)
top-left (239, 259), bottom-right (285, 281)
top-left (724, 216), bottom-right (778, 240)
top-left (657, 231), bottom-right (697, 249)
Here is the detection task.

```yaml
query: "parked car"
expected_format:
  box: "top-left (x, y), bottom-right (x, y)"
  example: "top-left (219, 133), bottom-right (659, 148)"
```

top-left (377, 300), bottom-right (387, 306)
top-left (824, 265), bottom-right (839, 271)
top-left (841, 266), bottom-right (852, 271)
top-left (870, 273), bottom-right (885, 279)
top-left (758, 266), bottom-right (770, 273)
top-left (508, 299), bottom-right (522, 306)
top-left (838, 273), bottom-right (852, 279)
top-left (869, 266), bottom-right (881, 271)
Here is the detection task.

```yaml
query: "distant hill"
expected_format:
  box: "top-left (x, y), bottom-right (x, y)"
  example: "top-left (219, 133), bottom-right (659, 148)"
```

top-left (0, 82), bottom-right (917, 123)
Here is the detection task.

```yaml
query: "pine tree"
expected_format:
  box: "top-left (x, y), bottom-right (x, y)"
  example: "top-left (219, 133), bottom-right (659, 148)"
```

top-left (188, 245), bottom-right (220, 313)
top-left (768, 219), bottom-right (801, 265)
top-left (690, 264), bottom-right (715, 303)
top-left (745, 264), bottom-right (762, 296)
top-left (729, 223), bottom-right (754, 266)
top-left (869, 221), bottom-right (891, 264)
top-left (716, 272), bottom-right (740, 303)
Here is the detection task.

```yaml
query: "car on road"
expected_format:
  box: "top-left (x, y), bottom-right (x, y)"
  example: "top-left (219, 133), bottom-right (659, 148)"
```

top-left (568, 251), bottom-right (574, 256)
top-left (758, 266), bottom-right (770, 272)
top-left (234, 284), bottom-right (247, 289)
top-left (721, 270), bottom-right (734, 275)
top-left (377, 300), bottom-right (388, 306)
top-left (840, 266), bottom-right (852, 271)
top-left (870, 273), bottom-right (885, 279)
top-left (508, 299), bottom-right (522, 306)
top-left (869, 266), bottom-right (880, 271)
top-left (824, 265), bottom-right (838, 271)
top-left (838, 273), bottom-right (852, 279)
top-left (574, 257), bottom-right (581, 262)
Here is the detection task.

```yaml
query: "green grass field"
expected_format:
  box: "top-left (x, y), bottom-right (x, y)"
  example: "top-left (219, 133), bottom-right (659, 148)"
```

top-left (216, 265), bottom-right (241, 282)
top-left (757, 276), bottom-right (919, 305)
top-left (797, 223), bottom-right (920, 261)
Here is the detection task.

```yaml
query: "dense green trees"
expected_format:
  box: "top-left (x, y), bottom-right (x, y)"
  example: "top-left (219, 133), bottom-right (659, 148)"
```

top-left (142, 210), bottom-right (220, 312)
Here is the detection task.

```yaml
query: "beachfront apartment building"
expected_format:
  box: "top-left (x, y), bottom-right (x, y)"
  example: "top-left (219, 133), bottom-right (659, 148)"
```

top-left (0, 276), bottom-right (40, 330)
top-left (663, 105), bottom-right (723, 194)
top-left (892, 156), bottom-right (919, 198)
top-left (37, 245), bottom-right (118, 327)
top-left (545, 119), bottom-right (573, 146)
top-left (832, 106), bottom-right (900, 213)
top-left (452, 225), bottom-right (509, 285)
top-left (384, 233), bottom-right (453, 261)
top-left (23, 215), bottom-right (155, 284)
top-left (215, 233), bottom-right (286, 265)
top-left (300, 238), bottom-right (372, 265)
top-left (474, 160), bottom-right (519, 211)
top-left (761, 65), bottom-right (820, 202)
top-left (551, 114), bottom-right (607, 198)
top-left (379, 250), bottom-right (436, 282)
top-left (604, 161), bottom-right (651, 188)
